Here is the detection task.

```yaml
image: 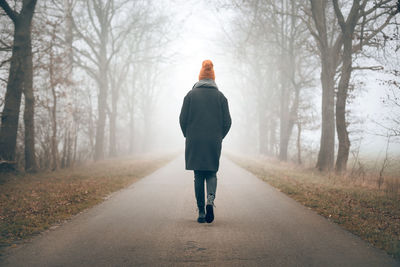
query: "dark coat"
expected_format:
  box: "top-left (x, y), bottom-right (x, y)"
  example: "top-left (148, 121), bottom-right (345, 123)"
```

top-left (179, 79), bottom-right (231, 171)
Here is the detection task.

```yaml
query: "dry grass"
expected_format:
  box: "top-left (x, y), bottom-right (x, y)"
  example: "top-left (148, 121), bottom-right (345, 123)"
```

top-left (0, 154), bottom-right (176, 252)
top-left (227, 153), bottom-right (400, 259)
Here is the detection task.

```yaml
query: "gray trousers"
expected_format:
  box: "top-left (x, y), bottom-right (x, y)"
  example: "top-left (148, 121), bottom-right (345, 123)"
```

top-left (194, 170), bottom-right (217, 208)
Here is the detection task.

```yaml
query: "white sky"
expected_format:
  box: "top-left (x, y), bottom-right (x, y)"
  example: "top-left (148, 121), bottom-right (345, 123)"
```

top-left (153, 0), bottom-right (237, 152)
top-left (152, 0), bottom-right (400, 159)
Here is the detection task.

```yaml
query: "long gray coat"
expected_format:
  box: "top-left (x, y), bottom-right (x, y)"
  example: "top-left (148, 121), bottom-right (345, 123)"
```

top-left (179, 79), bottom-right (231, 171)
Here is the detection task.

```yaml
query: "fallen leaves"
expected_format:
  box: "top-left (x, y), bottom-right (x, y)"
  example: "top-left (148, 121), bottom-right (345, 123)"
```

top-left (0, 154), bottom-right (174, 252)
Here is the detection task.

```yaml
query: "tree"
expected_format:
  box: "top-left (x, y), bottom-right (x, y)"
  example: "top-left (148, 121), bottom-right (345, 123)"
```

top-left (71, 0), bottom-right (158, 160)
top-left (28, 0), bottom-right (78, 170)
top-left (306, 0), bottom-right (398, 172)
top-left (0, 0), bottom-right (176, 170)
top-left (270, 0), bottom-right (315, 161)
top-left (307, 0), bottom-right (341, 171)
top-left (334, 0), bottom-right (398, 173)
top-left (220, 0), bottom-right (316, 159)
top-left (0, 0), bottom-right (38, 171)
top-left (108, 53), bottom-right (130, 157)
top-left (332, 0), bottom-right (362, 174)
top-left (71, 0), bottom-right (123, 160)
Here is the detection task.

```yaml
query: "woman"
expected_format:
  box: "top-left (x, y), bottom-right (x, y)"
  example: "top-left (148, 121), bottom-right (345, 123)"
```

top-left (179, 59), bottom-right (231, 223)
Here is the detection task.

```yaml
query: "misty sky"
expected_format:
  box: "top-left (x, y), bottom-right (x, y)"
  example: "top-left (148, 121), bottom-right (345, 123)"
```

top-left (149, 0), bottom-right (399, 160)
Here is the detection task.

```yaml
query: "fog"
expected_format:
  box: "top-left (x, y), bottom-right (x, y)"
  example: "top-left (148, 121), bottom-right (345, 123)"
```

top-left (152, 0), bottom-right (400, 159)
top-left (0, 0), bottom-right (399, 173)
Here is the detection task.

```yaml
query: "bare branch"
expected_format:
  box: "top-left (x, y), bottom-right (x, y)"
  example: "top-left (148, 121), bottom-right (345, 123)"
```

top-left (0, 0), bottom-right (18, 23)
top-left (0, 57), bottom-right (11, 68)
top-left (332, 0), bottom-right (346, 31)
top-left (70, 15), bottom-right (100, 61)
top-left (353, 12), bottom-right (396, 52)
top-left (352, 65), bottom-right (384, 71)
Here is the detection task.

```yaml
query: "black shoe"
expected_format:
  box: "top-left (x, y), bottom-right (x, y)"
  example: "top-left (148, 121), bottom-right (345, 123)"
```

top-left (205, 204), bottom-right (214, 223)
top-left (197, 206), bottom-right (205, 223)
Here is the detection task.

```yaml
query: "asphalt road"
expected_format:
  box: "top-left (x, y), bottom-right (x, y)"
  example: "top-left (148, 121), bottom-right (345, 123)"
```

top-left (1, 156), bottom-right (399, 267)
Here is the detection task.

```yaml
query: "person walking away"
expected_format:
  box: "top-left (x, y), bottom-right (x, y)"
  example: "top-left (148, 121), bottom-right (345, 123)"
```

top-left (179, 59), bottom-right (232, 223)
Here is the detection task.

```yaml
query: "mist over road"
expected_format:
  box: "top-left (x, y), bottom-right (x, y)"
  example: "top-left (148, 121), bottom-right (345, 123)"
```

top-left (2, 156), bottom-right (398, 267)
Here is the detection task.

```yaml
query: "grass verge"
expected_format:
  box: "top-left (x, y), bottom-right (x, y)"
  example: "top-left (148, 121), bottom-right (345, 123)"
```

top-left (0, 154), bottom-right (176, 253)
top-left (227, 153), bottom-right (400, 260)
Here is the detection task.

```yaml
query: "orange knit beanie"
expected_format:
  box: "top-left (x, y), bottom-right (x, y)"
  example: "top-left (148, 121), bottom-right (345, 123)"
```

top-left (199, 60), bottom-right (215, 81)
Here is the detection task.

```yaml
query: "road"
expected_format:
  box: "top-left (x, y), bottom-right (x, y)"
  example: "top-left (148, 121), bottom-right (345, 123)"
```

top-left (1, 156), bottom-right (399, 267)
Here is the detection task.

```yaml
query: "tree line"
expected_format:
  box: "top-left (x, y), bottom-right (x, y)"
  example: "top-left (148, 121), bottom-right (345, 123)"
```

top-left (220, 0), bottom-right (399, 173)
top-left (0, 0), bottom-right (398, 174)
top-left (0, 0), bottom-right (173, 172)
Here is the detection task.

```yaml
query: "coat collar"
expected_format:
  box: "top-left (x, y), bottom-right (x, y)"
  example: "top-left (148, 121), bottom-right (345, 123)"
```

top-left (193, 79), bottom-right (218, 90)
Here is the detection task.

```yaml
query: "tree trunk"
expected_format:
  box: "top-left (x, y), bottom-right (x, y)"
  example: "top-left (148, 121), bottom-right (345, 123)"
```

top-left (94, 74), bottom-right (108, 160)
top-left (64, 0), bottom-right (74, 77)
top-left (310, 0), bottom-right (339, 172)
top-left (279, 81), bottom-right (290, 161)
top-left (278, 5), bottom-right (290, 162)
top-left (128, 102), bottom-right (135, 154)
top-left (50, 50), bottom-right (58, 171)
top-left (316, 53), bottom-right (336, 171)
top-left (66, 130), bottom-right (72, 168)
top-left (93, 10), bottom-right (110, 161)
top-left (0, 0), bottom-right (37, 167)
top-left (278, 0), bottom-right (298, 162)
top-left (333, 0), bottom-right (360, 174)
top-left (72, 124), bottom-right (78, 165)
top-left (335, 48), bottom-right (351, 173)
top-left (269, 118), bottom-right (277, 156)
top-left (296, 122), bottom-right (302, 164)
top-left (109, 109), bottom-right (116, 157)
top-left (258, 106), bottom-right (268, 155)
top-left (23, 31), bottom-right (37, 172)
top-left (94, 53), bottom-right (108, 160)
top-left (109, 82), bottom-right (118, 157)
top-left (87, 93), bottom-right (95, 155)
top-left (61, 128), bottom-right (68, 168)
top-left (0, 24), bottom-right (25, 162)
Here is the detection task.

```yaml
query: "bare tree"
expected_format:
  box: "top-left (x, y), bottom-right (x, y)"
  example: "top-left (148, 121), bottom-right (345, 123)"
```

top-left (306, 0), bottom-right (398, 172)
top-left (29, 0), bottom-right (77, 170)
top-left (0, 0), bottom-right (176, 171)
top-left (0, 0), bottom-right (38, 172)
top-left (221, 0), bottom-right (316, 160)
top-left (71, 0), bottom-right (124, 160)
top-left (272, 0), bottom-right (316, 161)
top-left (334, 0), bottom-right (398, 173)
top-left (332, 0), bottom-right (362, 174)
top-left (108, 53), bottom-right (131, 157)
top-left (70, 0), bottom-right (161, 160)
top-left (307, 0), bottom-right (341, 171)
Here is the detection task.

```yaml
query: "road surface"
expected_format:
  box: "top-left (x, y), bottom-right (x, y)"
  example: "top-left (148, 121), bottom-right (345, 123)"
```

top-left (1, 156), bottom-right (399, 266)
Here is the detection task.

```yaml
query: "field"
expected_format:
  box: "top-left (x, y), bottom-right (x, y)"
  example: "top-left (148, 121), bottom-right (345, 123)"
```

top-left (227, 153), bottom-right (400, 259)
top-left (0, 154), bottom-right (175, 253)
